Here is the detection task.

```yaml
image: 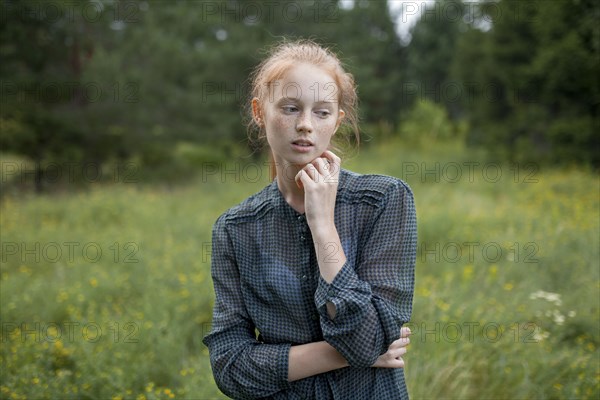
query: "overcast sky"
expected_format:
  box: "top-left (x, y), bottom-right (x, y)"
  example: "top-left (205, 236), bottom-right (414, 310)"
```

top-left (339, 0), bottom-right (435, 43)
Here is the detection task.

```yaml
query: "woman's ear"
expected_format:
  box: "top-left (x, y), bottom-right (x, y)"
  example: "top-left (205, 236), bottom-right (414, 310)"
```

top-left (334, 109), bottom-right (346, 133)
top-left (251, 98), bottom-right (263, 126)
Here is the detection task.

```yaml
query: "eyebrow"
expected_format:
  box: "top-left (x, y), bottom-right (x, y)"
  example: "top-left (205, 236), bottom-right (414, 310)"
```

top-left (275, 98), bottom-right (336, 106)
top-left (275, 97), bottom-right (298, 105)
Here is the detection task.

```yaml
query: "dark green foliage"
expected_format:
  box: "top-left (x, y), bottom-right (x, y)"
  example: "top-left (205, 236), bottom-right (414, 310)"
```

top-left (1, 0), bottom-right (598, 192)
top-left (406, 0), bottom-right (599, 165)
top-left (1, 0), bottom-right (407, 190)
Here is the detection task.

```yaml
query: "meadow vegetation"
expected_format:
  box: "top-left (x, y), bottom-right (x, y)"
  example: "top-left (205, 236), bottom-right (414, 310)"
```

top-left (1, 138), bottom-right (598, 399)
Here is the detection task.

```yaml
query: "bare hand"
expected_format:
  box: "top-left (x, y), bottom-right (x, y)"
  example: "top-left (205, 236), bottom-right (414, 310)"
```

top-left (372, 327), bottom-right (411, 368)
top-left (295, 150), bottom-right (341, 231)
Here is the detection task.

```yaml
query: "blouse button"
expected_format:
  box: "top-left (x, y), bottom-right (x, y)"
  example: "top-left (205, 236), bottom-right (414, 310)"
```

top-left (301, 274), bottom-right (308, 281)
top-left (300, 235), bottom-right (306, 241)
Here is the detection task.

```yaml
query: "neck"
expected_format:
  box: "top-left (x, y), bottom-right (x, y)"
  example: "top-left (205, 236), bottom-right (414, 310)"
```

top-left (273, 160), bottom-right (305, 214)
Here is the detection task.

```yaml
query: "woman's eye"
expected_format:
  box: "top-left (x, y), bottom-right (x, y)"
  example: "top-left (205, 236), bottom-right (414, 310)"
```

top-left (282, 106), bottom-right (298, 113)
top-left (316, 110), bottom-right (331, 118)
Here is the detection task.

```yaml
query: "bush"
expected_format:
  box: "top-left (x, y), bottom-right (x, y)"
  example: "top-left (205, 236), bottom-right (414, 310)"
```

top-left (398, 100), bottom-right (467, 145)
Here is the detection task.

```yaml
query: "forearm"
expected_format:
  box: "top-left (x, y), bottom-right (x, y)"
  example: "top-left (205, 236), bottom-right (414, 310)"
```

top-left (312, 223), bottom-right (346, 283)
top-left (312, 224), bottom-right (346, 319)
top-left (288, 340), bottom-right (349, 381)
top-left (311, 241), bottom-right (409, 367)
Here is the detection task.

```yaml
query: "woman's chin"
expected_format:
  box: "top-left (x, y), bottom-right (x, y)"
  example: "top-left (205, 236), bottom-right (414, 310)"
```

top-left (272, 147), bottom-right (327, 171)
top-left (286, 152), bottom-right (317, 166)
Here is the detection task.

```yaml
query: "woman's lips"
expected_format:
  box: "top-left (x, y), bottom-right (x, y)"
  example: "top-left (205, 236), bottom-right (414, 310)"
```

top-left (291, 143), bottom-right (313, 152)
top-left (291, 140), bottom-right (314, 152)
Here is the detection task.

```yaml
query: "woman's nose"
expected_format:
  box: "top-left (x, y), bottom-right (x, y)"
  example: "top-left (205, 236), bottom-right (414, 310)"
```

top-left (296, 112), bottom-right (313, 133)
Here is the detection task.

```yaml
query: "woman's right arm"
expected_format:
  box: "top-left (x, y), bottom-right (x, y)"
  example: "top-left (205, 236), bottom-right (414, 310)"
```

top-left (288, 327), bottom-right (411, 381)
top-left (288, 341), bottom-right (349, 381)
top-left (202, 216), bottom-right (292, 399)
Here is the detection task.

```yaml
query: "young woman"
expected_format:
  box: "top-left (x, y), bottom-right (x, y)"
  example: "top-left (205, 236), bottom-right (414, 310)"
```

top-left (203, 39), bottom-right (417, 399)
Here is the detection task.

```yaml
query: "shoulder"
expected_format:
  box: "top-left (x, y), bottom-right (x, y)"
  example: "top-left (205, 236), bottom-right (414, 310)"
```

top-left (339, 168), bottom-right (414, 208)
top-left (213, 181), bottom-right (277, 230)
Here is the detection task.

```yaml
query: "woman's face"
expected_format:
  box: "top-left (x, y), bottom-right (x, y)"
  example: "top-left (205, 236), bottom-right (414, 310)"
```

top-left (254, 63), bottom-right (345, 171)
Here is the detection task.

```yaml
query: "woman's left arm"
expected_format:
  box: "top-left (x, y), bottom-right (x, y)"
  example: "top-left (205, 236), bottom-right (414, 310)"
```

top-left (319, 181), bottom-right (416, 367)
top-left (299, 156), bottom-right (417, 368)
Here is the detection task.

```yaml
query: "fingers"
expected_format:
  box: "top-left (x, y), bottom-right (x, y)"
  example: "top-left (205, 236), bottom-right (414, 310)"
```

top-left (381, 337), bottom-right (409, 361)
top-left (381, 344), bottom-right (407, 359)
top-left (297, 163), bottom-right (321, 184)
top-left (389, 336), bottom-right (410, 349)
top-left (322, 150), bottom-right (341, 167)
top-left (373, 349), bottom-right (406, 369)
top-left (311, 157), bottom-right (330, 177)
top-left (372, 327), bottom-right (412, 369)
top-left (309, 151), bottom-right (340, 182)
top-left (401, 326), bottom-right (412, 338)
top-left (386, 342), bottom-right (408, 367)
top-left (295, 151), bottom-right (341, 187)
top-left (294, 165), bottom-right (320, 190)
top-left (389, 346), bottom-right (408, 358)
top-left (295, 170), bottom-right (305, 189)
top-left (303, 157), bottom-right (333, 179)
top-left (319, 151), bottom-right (341, 179)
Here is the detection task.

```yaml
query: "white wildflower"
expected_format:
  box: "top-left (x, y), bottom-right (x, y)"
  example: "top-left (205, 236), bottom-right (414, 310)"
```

top-left (552, 310), bottom-right (565, 326)
top-left (533, 329), bottom-right (550, 342)
top-left (529, 290), bottom-right (562, 306)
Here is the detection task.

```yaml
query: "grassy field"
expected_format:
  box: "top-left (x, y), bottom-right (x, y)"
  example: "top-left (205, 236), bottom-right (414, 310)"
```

top-left (1, 139), bottom-right (598, 399)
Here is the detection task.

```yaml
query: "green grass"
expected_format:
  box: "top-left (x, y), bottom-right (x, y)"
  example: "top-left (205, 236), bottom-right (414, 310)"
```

top-left (1, 139), bottom-right (598, 399)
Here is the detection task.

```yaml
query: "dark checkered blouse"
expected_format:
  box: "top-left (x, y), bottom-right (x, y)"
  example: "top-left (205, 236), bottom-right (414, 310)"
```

top-left (203, 168), bottom-right (417, 399)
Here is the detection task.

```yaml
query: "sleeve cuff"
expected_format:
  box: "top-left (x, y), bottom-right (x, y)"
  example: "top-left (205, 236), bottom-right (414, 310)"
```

top-left (274, 343), bottom-right (292, 386)
top-left (314, 261), bottom-right (371, 319)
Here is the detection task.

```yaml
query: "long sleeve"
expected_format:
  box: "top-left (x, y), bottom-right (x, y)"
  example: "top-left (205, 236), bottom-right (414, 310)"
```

top-left (202, 215), bottom-right (292, 399)
top-left (314, 180), bottom-right (417, 367)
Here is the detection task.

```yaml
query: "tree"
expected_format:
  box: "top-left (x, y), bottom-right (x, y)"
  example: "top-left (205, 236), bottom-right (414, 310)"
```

top-left (451, 0), bottom-right (599, 164)
top-left (1, 0), bottom-right (93, 191)
top-left (403, 0), bottom-right (467, 117)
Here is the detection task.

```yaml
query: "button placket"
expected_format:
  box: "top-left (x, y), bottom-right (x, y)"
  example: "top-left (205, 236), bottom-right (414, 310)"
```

top-left (297, 214), bottom-right (309, 241)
